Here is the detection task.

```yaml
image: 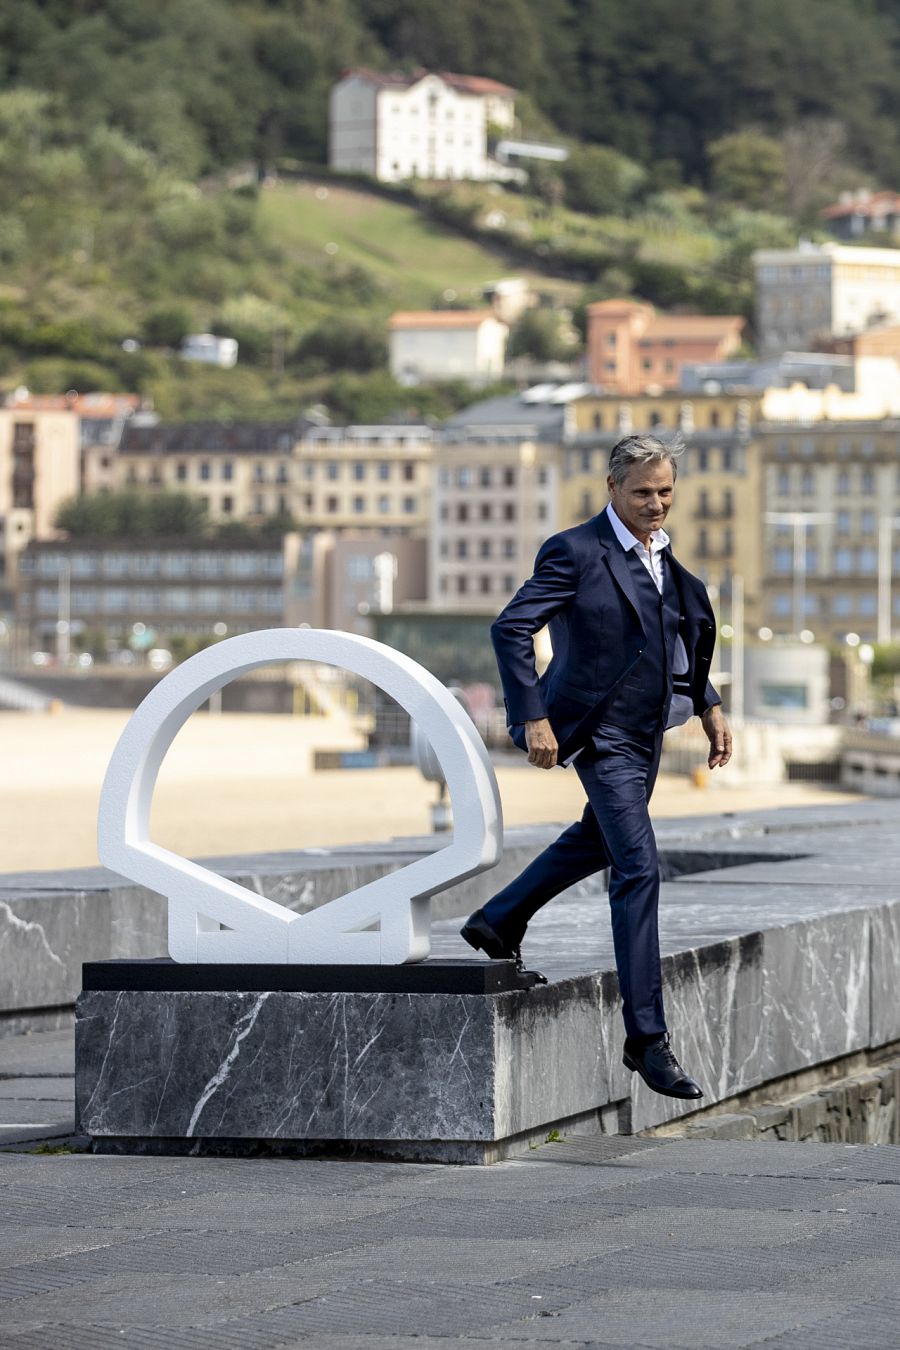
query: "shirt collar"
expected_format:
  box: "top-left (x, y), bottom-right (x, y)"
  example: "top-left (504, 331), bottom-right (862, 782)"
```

top-left (606, 502), bottom-right (670, 556)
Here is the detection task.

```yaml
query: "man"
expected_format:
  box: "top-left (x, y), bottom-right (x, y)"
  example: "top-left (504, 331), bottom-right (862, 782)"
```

top-left (460, 433), bottom-right (732, 1100)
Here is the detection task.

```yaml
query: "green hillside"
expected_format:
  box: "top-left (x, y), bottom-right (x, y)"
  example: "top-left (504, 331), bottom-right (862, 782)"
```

top-left (1, 0), bottom-right (897, 420)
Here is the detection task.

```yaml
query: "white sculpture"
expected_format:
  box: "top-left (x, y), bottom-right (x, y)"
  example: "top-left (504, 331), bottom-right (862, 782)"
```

top-left (97, 629), bottom-right (503, 965)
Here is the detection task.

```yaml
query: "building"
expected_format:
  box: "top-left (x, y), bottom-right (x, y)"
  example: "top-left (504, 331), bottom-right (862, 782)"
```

top-left (3, 389), bottom-right (147, 496)
top-left (757, 419), bottom-right (900, 645)
top-left (430, 387), bottom-right (588, 608)
top-left (821, 191), bottom-right (900, 242)
top-left (754, 243), bottom-right (900, 357)
top-left (585, 301), bottom-right (745, 394)
top-left (295, 532), bottom-right (428, 635)
top-left (293, 423), bottom-right (432, 535)
top-left (180, 334), bottom-right (238, 368)
top-left (329, 68), bottom-right (517, 183)
top-left (113, 419), bottom-right (310, 523)
top-left (15, 535), bottom-right (305, 657)
top-left (108, 420), bottom-right (433, 537)
top-left (389, 310), bottom-right (508, 385)
top-left (0, 405), bottom-right (80, 618)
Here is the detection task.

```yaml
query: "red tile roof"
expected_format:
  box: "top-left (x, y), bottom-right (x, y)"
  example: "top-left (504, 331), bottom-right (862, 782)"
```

top-left (821, 191), bottom-right (900, 220)
top-left (389, 310), bottom-right (501, 330)
top-left (339, 68), bottom-right (517, 98)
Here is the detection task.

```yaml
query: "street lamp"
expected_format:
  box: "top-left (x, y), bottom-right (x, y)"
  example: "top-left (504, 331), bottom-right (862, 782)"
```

top-left (877, 515), bottom-right (900, 644)
top-left (765, 512), bottom-right (833, 639)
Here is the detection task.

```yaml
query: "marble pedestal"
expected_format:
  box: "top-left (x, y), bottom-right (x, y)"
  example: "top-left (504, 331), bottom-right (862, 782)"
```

top-left (75, 959), bottom-right (620, 1164)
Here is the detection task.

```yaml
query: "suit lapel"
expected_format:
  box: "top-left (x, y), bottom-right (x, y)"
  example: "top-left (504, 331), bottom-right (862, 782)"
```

top-left (594, 510), bottom-right (645, 631)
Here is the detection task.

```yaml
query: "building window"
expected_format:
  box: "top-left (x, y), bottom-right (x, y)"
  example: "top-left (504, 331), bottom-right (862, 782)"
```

top-left (176, 463), bottom-right (187, 482)
top-left (837, 470), bottom-right (850, 494)
top-left (861, 510), bottom-right (875, 534)
top-left (800, 470), bottom-right (814, 497)
top-left (222, 496), bottom-right (233, 514)
top-left (480, 503), bottom-right (491, 521)
top-left (327, 462), bottom-right (339, 481)
top-left (835, 548), bottom-right (854, 574)
top-left (326, 495), bottom-right (339, 513)
top-left (721, 447), bottom-right (733, 471)
top-left (457, 575), bottom-right (468, 595)
top-left (537, 502), bottom-right (548, 521)
top-left (222, 462), bottom-right (233, 481)
top-left (593, 412), bottom-right (603, 430)
top-left (457, 468), bottom-right (473, 488)
top-left (403, 497), bottom-right (415, 514)
top-left (503, 468), bottom-right (515, 487)
top-left (378, 462), bottom-right (391, 481)
top-left (502, 539), bottom-right (516, 558)
top-left (199, 462), bottom-right (211, 481)
top-left (859, 594), bottom-right (877, 617)
top-left (480, 539), bottom-right (491, 558)
top-left (403, 463), bottom-right (415, 482)
top-left (457, 503), bottom-right (469, 522)
top-left (580, 491), bottom-right (592, 517)
top-left (479, 575), bottom-right (491, 594)
top-left (833, 594), bottom-right (853, 617)
top-left (440, 504), bottom-right (449, 521)
top-left (581, 450), bottom-right (592, 472)
top-left (777, 469), bottom-right (790, 495)
top-left (353, 496), bottom-right (365, 513)
top-left (503, 503), bottom-right (516, 522)
top-left (862, 469), bottom-right (875, 494)
top-left (480, 467), bottom-right (492, 487)
top-left (859, 547), bottom-right (877, 573)
top-left (697, 449), bottom-right (709, 472)
top-left (378, 495), bottom-right (390, 514)
top-left (456, 539), bottom-right (468, 559)
top-left (774, 548), bottom-right (791, 572)
top-left (836, 510), bottom-right (850, 534)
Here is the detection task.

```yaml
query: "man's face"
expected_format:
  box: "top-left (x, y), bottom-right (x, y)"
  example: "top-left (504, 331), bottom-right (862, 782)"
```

top-left (607, 460), bottom-right (675, 542)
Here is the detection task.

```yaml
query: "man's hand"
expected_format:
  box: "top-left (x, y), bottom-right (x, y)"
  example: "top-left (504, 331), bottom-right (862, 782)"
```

top-left (525, 717), bottom-right (558, 770)
top-left (701, 705), bottom-right (732, 770)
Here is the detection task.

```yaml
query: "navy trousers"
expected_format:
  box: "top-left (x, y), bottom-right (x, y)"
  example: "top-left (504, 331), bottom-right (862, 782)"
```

top-left (481, 723), bottom-right (667, 1042)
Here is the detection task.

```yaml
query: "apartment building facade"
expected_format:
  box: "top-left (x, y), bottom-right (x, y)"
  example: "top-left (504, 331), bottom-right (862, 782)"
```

top-left (754, 243), bottom-right (900, 357)
top-left (106, 420), bottom-right (433, 539)
top-left (758, 420), bottom-right (900, 644)
top-left (0, 405), bottom-right (80, 616)
top-left (329, 69), bottom-right (516, 183)
top-left (585, 300), bottom-right (745, 394)
top-left (431, 390), bottom-right (569, 608)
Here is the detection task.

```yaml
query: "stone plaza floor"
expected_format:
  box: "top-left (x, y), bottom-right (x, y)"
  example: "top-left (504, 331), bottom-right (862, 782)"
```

top-left (2, 1030), bottom-right (900, 1348)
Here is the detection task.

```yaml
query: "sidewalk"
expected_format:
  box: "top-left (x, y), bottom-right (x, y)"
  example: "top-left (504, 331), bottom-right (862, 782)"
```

top-left (2, 1032), bottom-right (900, 1348)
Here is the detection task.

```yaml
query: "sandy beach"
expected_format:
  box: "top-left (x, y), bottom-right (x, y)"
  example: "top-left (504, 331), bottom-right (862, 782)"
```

top-left (3, 707), bottom-right (862, 873)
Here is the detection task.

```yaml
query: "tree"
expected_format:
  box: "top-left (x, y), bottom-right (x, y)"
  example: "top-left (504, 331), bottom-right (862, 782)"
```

top-left (507, 309), bottom-right (572, 362)
top-left (708, 131), bottom-right (786, 210)
top-left (55, 491), bottom-right (208, 539)
top-left (561, 145), bottom-right (646, 216)
top-left (295, 318), bottom-right (388, 375)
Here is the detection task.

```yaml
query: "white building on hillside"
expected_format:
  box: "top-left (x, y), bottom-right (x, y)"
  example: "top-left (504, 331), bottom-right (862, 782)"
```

top-left (389, 311), bottom-right (508, 385)
top-left (329, 68), bottom-right (516, 183)
top-left (754, 243), bottom-right (900, 357)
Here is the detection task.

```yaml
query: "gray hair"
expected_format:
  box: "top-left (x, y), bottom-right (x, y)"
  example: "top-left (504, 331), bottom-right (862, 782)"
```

top-left (608, 433), bottom-right (684, 488)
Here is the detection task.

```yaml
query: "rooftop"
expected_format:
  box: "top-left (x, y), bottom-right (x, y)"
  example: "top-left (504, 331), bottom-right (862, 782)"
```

top-left (389, 309), bottom-right (503, 330)
top-left (339, 68), bottom-right (517, 97)
top-left (119, 419), bottom-right (309, 456)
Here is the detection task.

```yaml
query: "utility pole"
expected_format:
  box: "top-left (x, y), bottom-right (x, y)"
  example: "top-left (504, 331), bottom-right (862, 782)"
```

top-left (56, 560), bottom-right (71, 665)
top-left (877, 515), bottom-right (900, 644)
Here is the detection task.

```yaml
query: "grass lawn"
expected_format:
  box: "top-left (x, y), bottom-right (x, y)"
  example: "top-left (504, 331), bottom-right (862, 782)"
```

top-left (257, 180), bottom-right (574, 317)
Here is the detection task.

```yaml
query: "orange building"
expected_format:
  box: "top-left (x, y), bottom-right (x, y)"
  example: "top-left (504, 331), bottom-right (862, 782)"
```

top-left (586, 300), bottom-right (745, 394)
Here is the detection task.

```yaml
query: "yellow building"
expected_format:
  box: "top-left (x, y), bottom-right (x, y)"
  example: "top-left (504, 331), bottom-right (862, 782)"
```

top-left (108, 419), bottom-right (433, 537)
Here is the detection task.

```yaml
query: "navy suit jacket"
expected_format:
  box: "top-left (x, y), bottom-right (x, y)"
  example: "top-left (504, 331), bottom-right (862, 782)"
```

top-left (491, 509), bottom-right (721, 762)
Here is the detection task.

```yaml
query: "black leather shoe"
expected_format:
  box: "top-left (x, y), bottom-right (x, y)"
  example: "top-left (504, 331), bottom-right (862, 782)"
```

top-left (622, 1033), bottom-right (704, 1100)
top-left (460, 909), bottom-right (517, 960)
top-left (460, 910), bottom-right (547, 985)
